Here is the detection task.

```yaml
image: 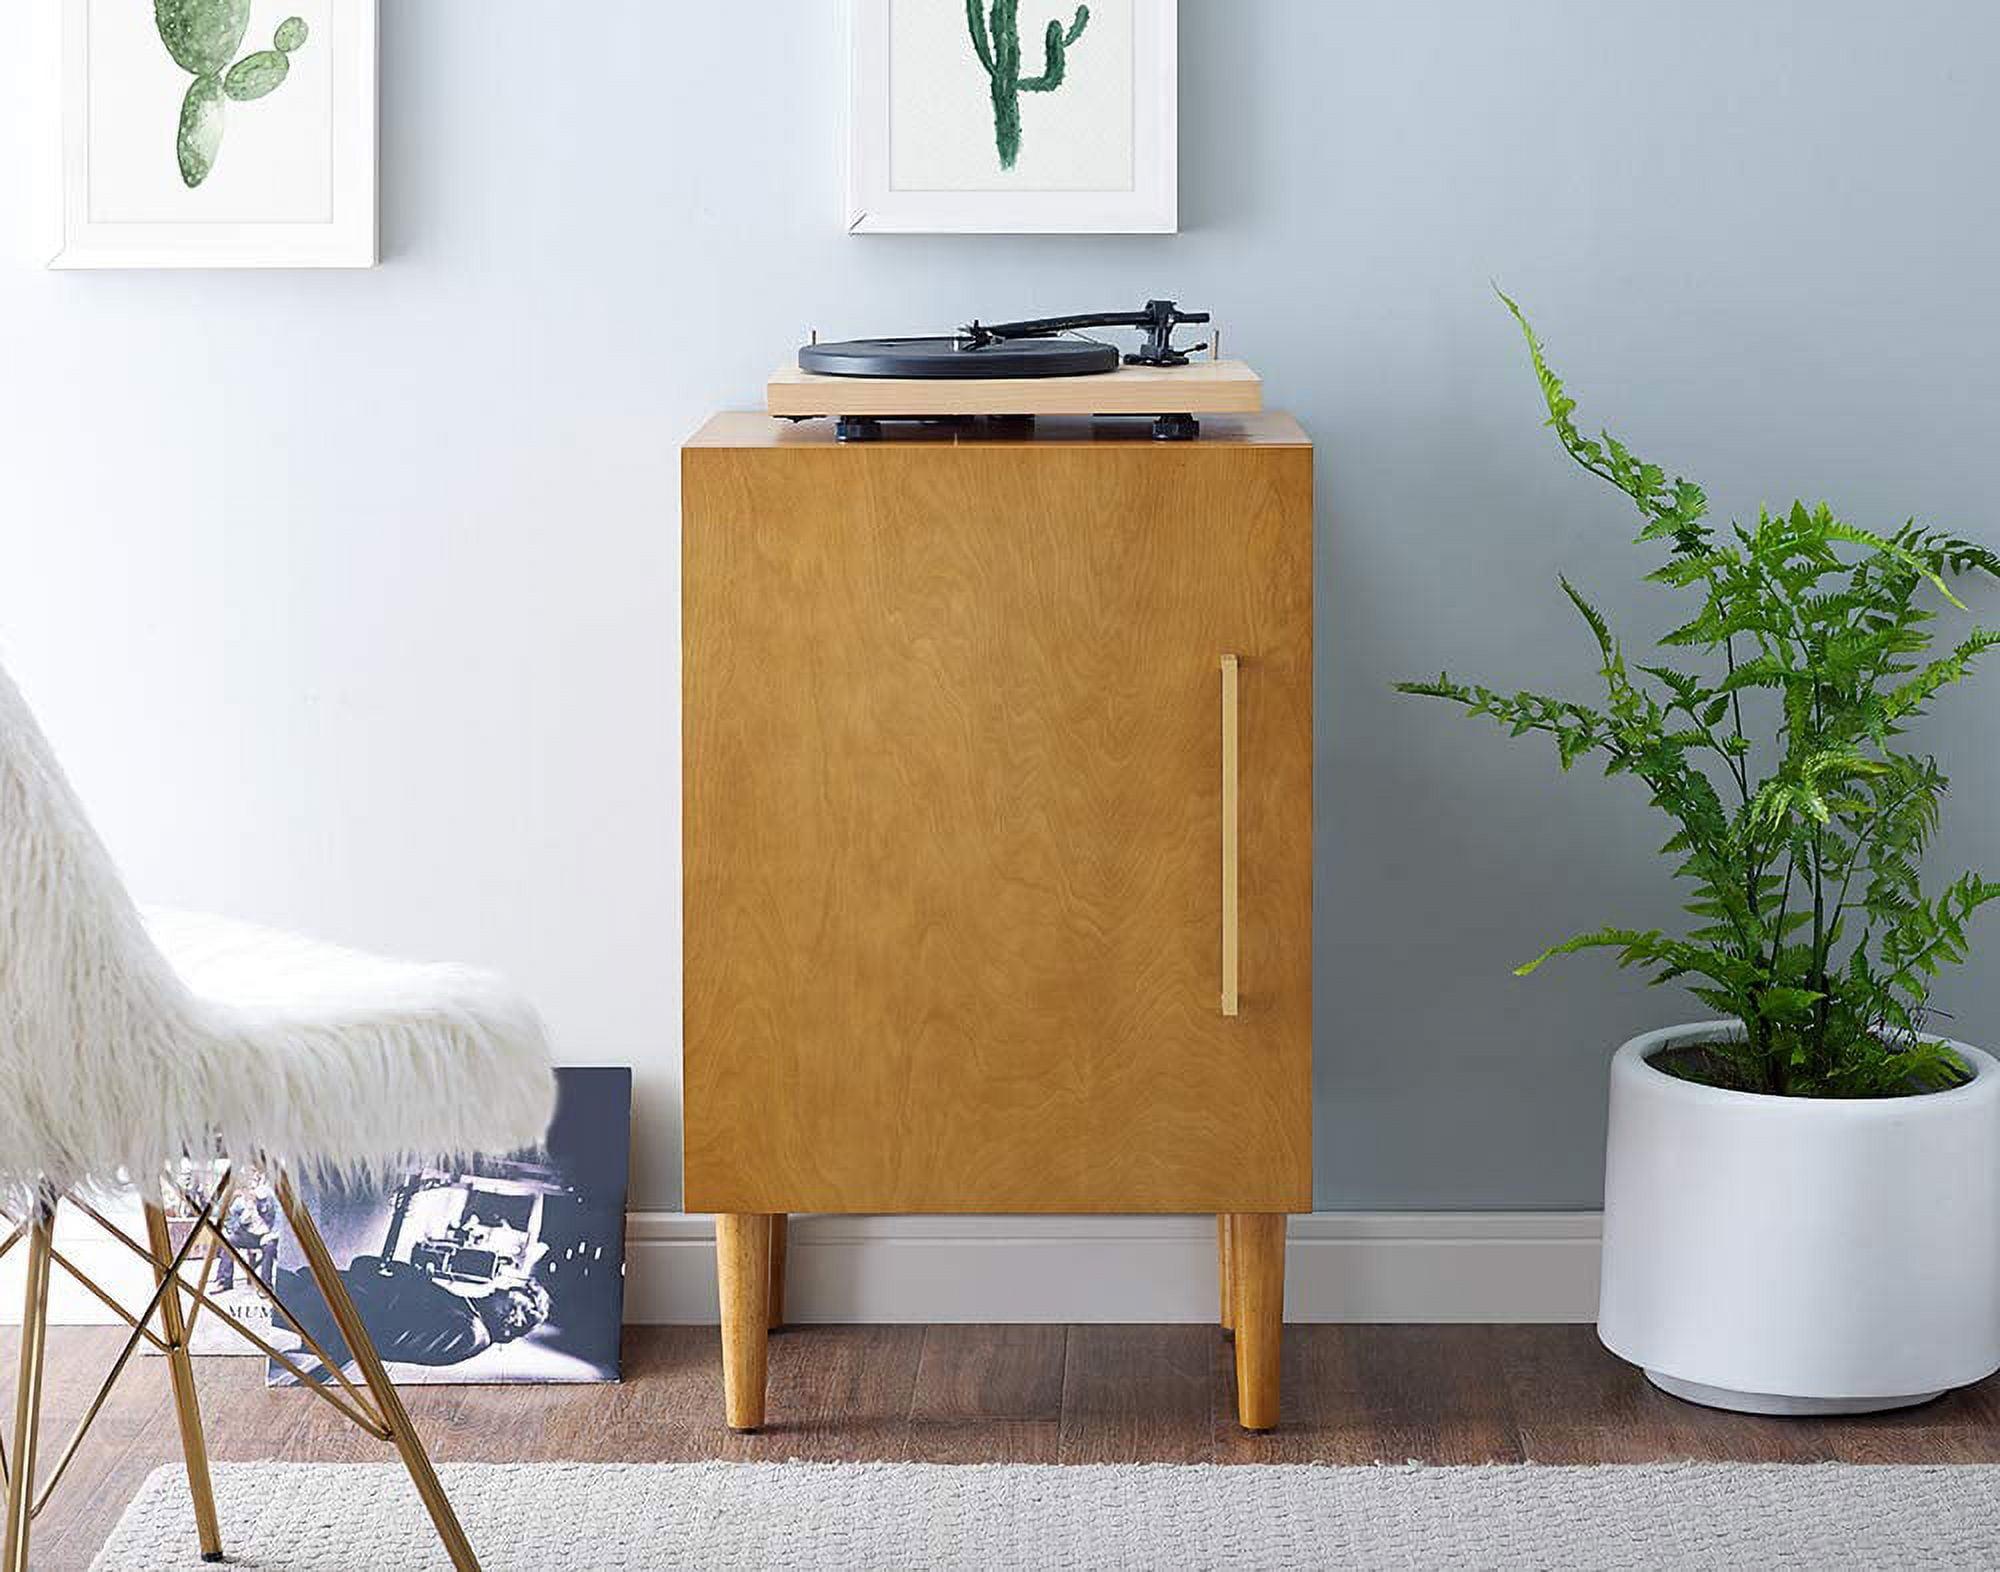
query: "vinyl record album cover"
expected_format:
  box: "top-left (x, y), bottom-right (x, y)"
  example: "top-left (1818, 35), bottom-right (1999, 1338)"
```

top-left (263, 1066), bottom-right (632, 1387)
top-left (148, 1159), bottom-right (288, 1358)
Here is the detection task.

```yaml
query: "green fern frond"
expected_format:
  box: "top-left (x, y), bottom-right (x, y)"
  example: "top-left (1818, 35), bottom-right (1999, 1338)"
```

top-left (1398, 293), bottom-right (2000, 1097)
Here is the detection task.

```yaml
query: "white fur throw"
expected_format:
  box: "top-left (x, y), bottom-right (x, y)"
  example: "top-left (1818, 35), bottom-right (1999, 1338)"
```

top-left (0, 662), bottom-right (555, 1203)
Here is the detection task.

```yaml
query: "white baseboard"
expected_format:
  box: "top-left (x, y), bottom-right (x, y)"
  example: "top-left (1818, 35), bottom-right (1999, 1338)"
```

top-left (7, 1210), bottom-right (1602, 1327)
top-left (625, 1212), bottom-right (1602, 1325)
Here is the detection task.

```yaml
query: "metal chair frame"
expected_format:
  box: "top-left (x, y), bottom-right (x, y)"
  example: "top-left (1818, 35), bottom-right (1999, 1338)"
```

top-left (0, 1162), bottom-right (478, 1571)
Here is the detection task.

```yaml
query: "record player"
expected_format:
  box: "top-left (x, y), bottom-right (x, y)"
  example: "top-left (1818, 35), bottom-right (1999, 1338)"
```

top-left (766, 299), bottom-right (1261, 442)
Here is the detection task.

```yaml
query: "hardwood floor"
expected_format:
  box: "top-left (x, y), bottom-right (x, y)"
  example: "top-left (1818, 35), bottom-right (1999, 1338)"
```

top-left (14, 1323), bottom-right (2000, 1569)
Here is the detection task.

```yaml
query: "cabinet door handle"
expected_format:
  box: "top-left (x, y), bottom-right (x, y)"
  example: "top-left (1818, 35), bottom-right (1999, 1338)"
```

top-left (1220, 654), bottom-right (1240, 1017)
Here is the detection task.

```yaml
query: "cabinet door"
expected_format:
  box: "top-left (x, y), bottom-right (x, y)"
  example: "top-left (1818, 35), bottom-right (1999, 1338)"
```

top-left (683, 439), bottom-right (1312, 1214)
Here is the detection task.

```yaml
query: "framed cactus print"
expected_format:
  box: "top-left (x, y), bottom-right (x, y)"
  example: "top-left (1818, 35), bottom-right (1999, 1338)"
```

top-left (38, 0), bottom-right (377, 268)
top-left (848, 0), bottom-right (1177, 234)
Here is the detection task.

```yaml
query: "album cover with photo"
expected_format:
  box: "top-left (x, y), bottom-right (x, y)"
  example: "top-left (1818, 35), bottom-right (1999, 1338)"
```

top-left (260, 1065), bottom-right (632, 1387)
top-left (146, 1159), bottom-right (288, 1358)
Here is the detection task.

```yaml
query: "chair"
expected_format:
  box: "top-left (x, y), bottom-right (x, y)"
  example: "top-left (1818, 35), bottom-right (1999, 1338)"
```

top-left (0, 661), bottom-right (556, 1571)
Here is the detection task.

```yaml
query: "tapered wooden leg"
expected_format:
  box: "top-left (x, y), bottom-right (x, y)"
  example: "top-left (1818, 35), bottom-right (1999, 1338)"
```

top-left (1216, 1215), bottom-right (1237, 1340)
top-left (144, 1202), bottom-right (223, 1562)
top-left (769, 1214), bottom-right (789, 1331)
top-left (717, 1214), bottom-right (774, 1431)
top-left (1229, 1213), bottom-right (1287, 1432)
top-left (276, 1175), bottom-right (481, 1572)
top-left (3, 1203), bottom-right (53, 1572)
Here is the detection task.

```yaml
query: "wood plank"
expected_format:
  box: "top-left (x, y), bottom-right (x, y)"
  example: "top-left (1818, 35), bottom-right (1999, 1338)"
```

top-left (765, 358), bottom-right (1262, 420)
top-left (539, 1327), bottom-right (728, 1463)
top-left (429, 1381), bottom-right (569, 1463)
top-left (1497, 1324), bottom-right (1832, 1464)
top-left (683, 433), bottom-right (1313, 1215)
top-left (1058, 1326), bottom-right (1212, 1464)
top-left (911, 1325), bottom-right (1067, 1421)
top-left (720, 1326), bottom-right (925, 1463)
top-left (1813, 1366), bottom-right (2000, 1461)
top-left (0, 1322), bottom-right (169, 1439)
top-left (35, 1327), bottom-right (309, 1570)
top-left (42, 1440), bottom-right (170, 1572)
top-left (687, 410), bottom-right (1309, 449)
top-left (903, 1419), bottom-right (1061, 1464)
top-left (1346, 1326), bottom-right (1525, 1464)
top-left (1217, 1325), bottom-right (1525, 1465)
top-left (904, 1320), bottom-right (1068, 1462)
top-left (1819, 1388), bottom-right (2000, 1464)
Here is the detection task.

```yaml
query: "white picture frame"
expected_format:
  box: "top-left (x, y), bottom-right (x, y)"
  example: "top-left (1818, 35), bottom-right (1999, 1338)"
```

top-left (38, 0), bottom-right (378, 269)
top-left (848, 0), bottom-right (1177, 235)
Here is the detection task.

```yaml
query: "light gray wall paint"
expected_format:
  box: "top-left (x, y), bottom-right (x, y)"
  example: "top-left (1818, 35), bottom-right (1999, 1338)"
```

top-left (3, 1), bottom-right (1995, 1212)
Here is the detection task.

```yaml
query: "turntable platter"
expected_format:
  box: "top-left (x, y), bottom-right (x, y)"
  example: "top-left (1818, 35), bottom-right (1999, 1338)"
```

top-left (799, 336), bottom-right (1121, 379)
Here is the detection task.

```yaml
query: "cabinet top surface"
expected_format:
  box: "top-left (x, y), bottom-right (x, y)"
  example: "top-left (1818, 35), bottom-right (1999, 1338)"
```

top-left (685, 411), bottom-right (1311, 451)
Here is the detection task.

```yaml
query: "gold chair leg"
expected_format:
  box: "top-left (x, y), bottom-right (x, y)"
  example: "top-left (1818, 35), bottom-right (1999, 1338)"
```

top-left (3, 1202), bottom-right (54, 1572)
top-left (144, 1202), bottom-right (224, 1562)
top-left (275, 1174), bottom-right (480, 1572)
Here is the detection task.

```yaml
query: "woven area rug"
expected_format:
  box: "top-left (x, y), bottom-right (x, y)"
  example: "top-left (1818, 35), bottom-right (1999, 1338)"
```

top-left (93, 1460), bottom-right (2000, 1570)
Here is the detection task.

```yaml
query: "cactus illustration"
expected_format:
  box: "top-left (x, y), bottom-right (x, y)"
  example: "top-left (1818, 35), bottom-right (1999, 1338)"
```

top-left (155, 2), bottom-right (309, 188)
top-left (964, 1), bottom-right (1091, 170)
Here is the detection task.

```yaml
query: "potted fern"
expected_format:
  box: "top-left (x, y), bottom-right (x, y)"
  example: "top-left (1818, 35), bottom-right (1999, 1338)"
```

top-left (1402, 296), bottom-right (2000, 1414)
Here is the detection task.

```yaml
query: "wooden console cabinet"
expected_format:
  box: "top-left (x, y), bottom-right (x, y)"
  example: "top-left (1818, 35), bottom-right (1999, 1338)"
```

top-left (682, 412), bottom-right (1313, 1432)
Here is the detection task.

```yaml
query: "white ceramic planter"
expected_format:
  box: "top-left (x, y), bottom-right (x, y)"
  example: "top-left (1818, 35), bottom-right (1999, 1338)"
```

top-left (1598, 1022), bottom-right (2000, 1415)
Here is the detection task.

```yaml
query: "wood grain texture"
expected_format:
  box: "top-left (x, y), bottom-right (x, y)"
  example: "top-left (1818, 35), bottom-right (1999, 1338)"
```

top-left (686, 411), bottom-right (1308, 450)
top-left (683, 421), bottom-right (1313, 1215)
top-left (1494, 1324), bottom-right (1830, 1466)
top-left (765, 359), bottom-right (1262, 419)
top-left (1058, 1325), bottom-right (1213, 1464)
top-left (715, 1214), bottom-right (773, 1431)
top-left (1228, 1214), bottom-right (1286, 1431)
top-left (722, 1326), bottom-right (925, 1463)
top-left (905, 1325), bottom-right (1067, 1462)
top-left (911, 1325), bottom-right (1067, 1421)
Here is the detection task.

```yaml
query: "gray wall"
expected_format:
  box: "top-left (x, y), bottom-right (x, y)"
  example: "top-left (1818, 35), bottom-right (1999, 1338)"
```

top-left (3, 1), bottom-right (1995, 1212)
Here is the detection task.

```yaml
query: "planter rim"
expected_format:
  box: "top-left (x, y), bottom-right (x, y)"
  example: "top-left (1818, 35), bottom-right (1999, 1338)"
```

top-left (1614, 1020), bottom-right (1999, 1114)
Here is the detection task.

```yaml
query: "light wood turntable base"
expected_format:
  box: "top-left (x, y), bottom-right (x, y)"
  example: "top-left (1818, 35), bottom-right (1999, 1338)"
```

top-left (765, 357), bottom-right (1262, 420)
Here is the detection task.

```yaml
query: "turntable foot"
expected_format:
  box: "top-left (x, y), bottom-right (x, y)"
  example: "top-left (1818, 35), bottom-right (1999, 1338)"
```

top-left (835, 416), bottom-right (885, 443)
top-left (1152, 413), bottom-right (1200, 442)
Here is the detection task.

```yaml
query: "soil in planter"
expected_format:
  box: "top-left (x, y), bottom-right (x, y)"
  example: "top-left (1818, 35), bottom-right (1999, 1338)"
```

top-left (1651, 1041), bottom-right (1969, 1099)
